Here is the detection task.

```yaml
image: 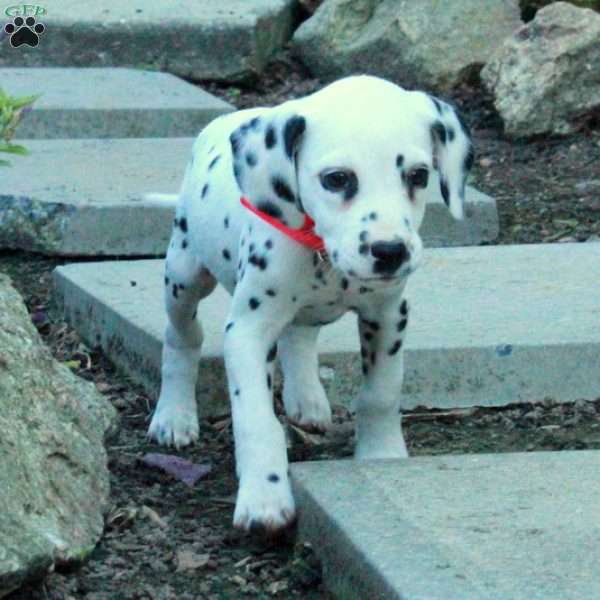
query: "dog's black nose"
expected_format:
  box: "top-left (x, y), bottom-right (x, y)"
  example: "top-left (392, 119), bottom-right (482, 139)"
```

top-left (371, 240), bottom-right (410, 274)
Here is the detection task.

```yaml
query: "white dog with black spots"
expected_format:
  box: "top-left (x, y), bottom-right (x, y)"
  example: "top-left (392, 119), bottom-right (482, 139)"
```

top-left (147, 75), bottom-right (474, 532)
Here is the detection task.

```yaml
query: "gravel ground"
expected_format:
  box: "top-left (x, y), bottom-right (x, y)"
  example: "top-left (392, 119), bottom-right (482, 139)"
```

top-left (3, 52), bottom-right (600, 600)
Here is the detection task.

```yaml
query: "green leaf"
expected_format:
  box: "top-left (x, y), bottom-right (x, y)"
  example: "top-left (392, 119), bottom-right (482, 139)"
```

top-left (0, 143), bottom-right (28, 156)
top-left (12, 93), bottom-right (40, 109)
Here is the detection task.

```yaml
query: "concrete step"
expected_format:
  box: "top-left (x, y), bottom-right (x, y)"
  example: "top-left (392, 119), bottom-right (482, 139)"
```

top-left (1, 138), bottom-right (498, 256)
top-left (0, 1), bottom-right (296, 82)
top-left (2, 68), bottom-right (233, 139)
top-left (53, 243), bottom-right (600, 416)
top-left (291, 450), bottom-right (600, 600)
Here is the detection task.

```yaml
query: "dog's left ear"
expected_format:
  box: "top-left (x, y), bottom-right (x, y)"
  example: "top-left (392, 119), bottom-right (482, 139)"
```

top-left (417, 93), bottom-right (474, 220)
top-left (230, 106), bottom-right (307, 228)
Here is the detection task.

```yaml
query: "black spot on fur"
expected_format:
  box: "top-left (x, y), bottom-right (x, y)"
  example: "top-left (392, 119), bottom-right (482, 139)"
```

top-left (430, 95), bottom-right (443, 114)
top-left (182, 239), bottom-right (188, 249)
top-left (202, 183), bottom-right (209, 198)
top-left (230, 132), bottom-right (242, 156)
top-left (249, 254), bottom-right (267, 270)
top-left (361, 318), bottom-right (380, 331)
top-left (341, 278), bottom-right (349, 290)
top-left (272, 176), bottom-right (295, 203)
top-left (250, 117), bottom-right (261, 130)
top-left (223, 248), bottom-right (231, 261)
top-left (396, 154), bottom-right (404, 168)
top-left (283, 116), bottom-right (306, 160)
top-left (268, 473), bottom-right (279, 483)
top-left (397, 319), bottom-right (407, 332)
top-left (233, 163), bottom-right (242, 184)
top-left (359, 243), bottom-right (369, 255)
top-left (256, 201), bottom-right (283, 220)
top-left (465, 145), bottom-right (475, 172)
top-left (359, 230), bottom-right (368, 242)
top-left (265, 125), bottom-right (276, 149)
top-left (432, 120), bottom-right (447, 144)
top-left (400, 300), bottom-right (408, 315)
top-left (440, 177), bottom-right (450, 206)
top-left (165, 276), bottom-right (170, 285)
top-left (267, 373), bottom-right (272, 390)
top-left (234, 388), bottom-right (240, 396)
top-left (249, 297), bottom-right (260, 310)
top-left (266, 288), bottom-right (276, 297)
top-left (388, 340), bottom-right (402, 355)
top-left (208, 155), bottom-right (221, 170)
top-left (224, 216), bottom-right (229, 229)
top-left (225, 322), bottom-right (234, 332)
top-left (179, 217), bottom-right (188, 233)
top-left (267, 344), bottom-right (277, 362)
top-left (172, 284), bottom-right (178, 299)
top-left (265, 239), bottom-right (273, 250)
top-left (447, 127), bottom-right (455, 142)
top-left (246, 152), bottom-right (258, 167)
top-left (369, 212), bottom-right (377, 221)
top-left (362, 362), bottom-right (369, 375)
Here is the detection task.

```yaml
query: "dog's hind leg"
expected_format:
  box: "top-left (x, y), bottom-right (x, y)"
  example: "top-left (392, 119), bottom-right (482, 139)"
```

top-left (278, 324), bottom-right (332, 432)
top-left (148, 218), bottom-right (217, 447)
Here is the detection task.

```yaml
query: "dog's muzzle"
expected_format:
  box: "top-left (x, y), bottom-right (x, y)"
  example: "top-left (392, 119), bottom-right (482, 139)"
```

top-left (371, 240), bottom-right (410, 275)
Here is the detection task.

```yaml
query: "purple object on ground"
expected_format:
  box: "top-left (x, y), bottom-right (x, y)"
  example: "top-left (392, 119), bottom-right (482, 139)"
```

top-left (141, 453), bottom-right (212, 487)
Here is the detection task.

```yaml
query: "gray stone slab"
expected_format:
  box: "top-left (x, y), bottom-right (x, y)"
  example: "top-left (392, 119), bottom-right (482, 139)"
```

top-left (291, 450), bottom-right (600, 600)
top-left (0, 1), bottom-right (296, 82)
top-left (1, 68), bottom-right (233, 139)
top-left (0, 137), bottom-right (498, 256)
top-left (53, 243), bottom-right (600, 416)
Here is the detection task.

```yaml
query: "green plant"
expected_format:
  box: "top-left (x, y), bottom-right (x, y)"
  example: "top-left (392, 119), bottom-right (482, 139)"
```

top-left (0, 88), bottom-right (38, 166)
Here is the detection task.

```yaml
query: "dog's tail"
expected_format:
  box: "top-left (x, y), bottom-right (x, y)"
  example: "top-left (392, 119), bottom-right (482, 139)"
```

top-left (142, 193), bottom-right (179, 208)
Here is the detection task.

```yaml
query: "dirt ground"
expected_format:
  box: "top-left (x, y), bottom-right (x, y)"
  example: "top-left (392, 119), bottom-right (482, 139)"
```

top-left (3, 53), bottom-right (600, 600)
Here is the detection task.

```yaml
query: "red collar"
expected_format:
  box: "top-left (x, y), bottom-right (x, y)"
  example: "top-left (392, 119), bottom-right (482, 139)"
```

top-left (240, 196), bottom-right (326, 253)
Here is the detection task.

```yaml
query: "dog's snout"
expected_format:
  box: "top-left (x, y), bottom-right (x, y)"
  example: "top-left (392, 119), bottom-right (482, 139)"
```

top-left (371, 240), bottom-right (410, 274)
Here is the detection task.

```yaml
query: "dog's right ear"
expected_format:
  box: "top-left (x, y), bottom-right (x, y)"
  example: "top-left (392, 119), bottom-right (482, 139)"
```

top-left (230, 106), bottom-right (307, 228)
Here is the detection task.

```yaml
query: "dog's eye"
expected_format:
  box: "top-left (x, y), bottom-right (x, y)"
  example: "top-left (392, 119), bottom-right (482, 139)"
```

top-left (407, 168), bottom-right (429, 189)
top-left (319, 169), bottom-right (356, 193)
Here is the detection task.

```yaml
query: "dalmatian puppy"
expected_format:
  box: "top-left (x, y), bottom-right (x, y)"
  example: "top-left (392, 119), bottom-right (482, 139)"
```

top-left (147, 75), bottom-right (473, 532)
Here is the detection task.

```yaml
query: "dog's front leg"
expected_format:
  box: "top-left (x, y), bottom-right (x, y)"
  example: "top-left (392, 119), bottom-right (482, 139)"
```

top-left (223, 286), bottom-right (297, 532)
top-left (354, 290), bottom-right (410, 460)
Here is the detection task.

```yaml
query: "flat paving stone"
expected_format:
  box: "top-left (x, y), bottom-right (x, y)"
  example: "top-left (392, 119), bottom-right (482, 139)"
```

top-left (291, 450), bottom-right (600, 600)
top-left (2, 68), bottom-right (233, 138)
top-left (53, 243), bottom-right (600, 416)
top-left (0, 138), bottom-right (497, 256)
top-left (0, 1), bottom-right (296, 82)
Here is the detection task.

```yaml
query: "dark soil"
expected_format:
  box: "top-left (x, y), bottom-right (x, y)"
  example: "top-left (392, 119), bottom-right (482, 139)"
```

top-left (3, 52), bottom-right (600, 600)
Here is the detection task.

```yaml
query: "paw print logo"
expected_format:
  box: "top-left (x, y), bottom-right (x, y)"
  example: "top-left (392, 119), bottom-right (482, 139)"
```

top-left (4, 16), bottom-right (45, 48)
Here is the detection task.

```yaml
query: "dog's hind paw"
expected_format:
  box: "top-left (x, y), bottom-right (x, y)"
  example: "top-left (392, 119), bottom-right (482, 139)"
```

top-left (147, 404), bottom-right (199, 448)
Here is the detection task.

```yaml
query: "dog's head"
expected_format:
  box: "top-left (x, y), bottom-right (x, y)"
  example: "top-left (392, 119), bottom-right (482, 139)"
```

top-left (230, 75), bottom-right (473, 284)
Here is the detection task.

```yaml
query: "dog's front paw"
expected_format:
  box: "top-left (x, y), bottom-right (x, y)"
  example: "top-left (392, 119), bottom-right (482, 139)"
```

top-left (233, 474), bottom-right (296, 533)
top-left (147, 402), bottom-right (199, 448)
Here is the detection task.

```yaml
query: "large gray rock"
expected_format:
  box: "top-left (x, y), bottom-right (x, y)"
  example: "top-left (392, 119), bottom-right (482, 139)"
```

top-left (482, 2), bottom-right (600, 138)
top-left (0, 275), bottom-right (117, 598)
top-left (0, 0), bottom-right (296, 82)
top-left (293, 0), bottom-right (522, 92)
